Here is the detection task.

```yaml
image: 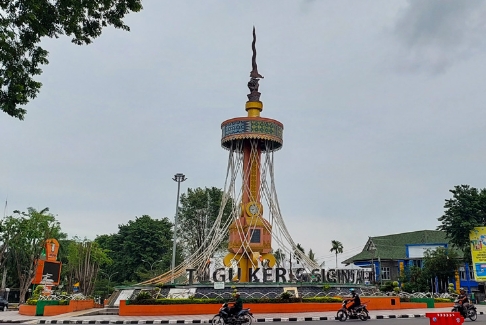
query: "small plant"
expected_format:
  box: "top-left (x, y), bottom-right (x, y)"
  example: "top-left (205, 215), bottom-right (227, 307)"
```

top-left (448, 283), bottom-right (455, 294)
top-left (380, 281), bottom-right (394, 292)
top-left (322, 283), bottom-right (331, 291)
top-left (280, 291), bottom-right (293, 300)
top-left (434, 298), bottom-right (454, 303)
top-left (134, 291), bottom-right (153, 302)
top-left (26, 299), bottom-right (38, 305)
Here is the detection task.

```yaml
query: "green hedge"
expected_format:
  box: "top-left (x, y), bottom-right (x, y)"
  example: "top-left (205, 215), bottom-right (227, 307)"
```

top-left (434, 298), bottom-right (454, 303)
top-left (127, 297), bottom-right (342, 305)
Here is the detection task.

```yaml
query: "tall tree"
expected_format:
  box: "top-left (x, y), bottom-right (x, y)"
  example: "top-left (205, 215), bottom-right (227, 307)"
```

top-left (437, 185), bottom-right (486, 259)
top-left (6, 207), bottom-right (64, 302)
top-left (95, 215), bottom-right (179, 283)
top-left (0, 0), bottom-right (142, 120)
top-left (66, 238), bottom-right (111, 296)
top-left (330, 240), bottom-right (344, 269)
top-left (422, 247), bottom-right (461, 292)
top-left (177, 187), bottom-right (233, 258)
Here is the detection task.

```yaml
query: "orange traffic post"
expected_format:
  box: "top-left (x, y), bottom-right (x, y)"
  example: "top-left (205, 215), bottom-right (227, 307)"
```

top-left (426, 312), bottom-right (464, 325)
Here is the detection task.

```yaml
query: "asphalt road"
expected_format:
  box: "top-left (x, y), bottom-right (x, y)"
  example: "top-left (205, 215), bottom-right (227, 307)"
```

top-left (297, 317), bottom-right (485, 325)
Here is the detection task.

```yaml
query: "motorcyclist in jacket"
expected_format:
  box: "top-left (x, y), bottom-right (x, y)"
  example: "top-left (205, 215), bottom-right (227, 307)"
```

top-left (229, 292), bottom-right (243, 317)
top-left (458, 288), bottom-right (470, 317)
top-left (346, 288), bottom-right (361, 313)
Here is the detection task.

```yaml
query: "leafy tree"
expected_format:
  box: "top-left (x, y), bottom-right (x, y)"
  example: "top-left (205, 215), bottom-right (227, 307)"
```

top-left (95, 215), bottom-right (180, 284)
top-left (66, 237), bottom-right (111, 296)
top-left (6, 207), bottom-right (65, 302)
top-left (330, 240), bottom-right (344, 269)
top-left (422, 247), bottom-right (460, 290)
top-left (400, 266), bottom-right (429, 293)
top-left (0, 216), bottom-right (23, 271)
top-left (400, 248), bottom-right (460, 293)
top-left (0, 0), bottom-right (142, 120)
top-left (437, 185), bottom-right (486, 260)
top-left (177, 187), bottom-right (233, 258)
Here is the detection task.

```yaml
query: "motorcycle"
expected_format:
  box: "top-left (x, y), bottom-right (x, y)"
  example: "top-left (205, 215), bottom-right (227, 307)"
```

top-left (336, 300), bottom-right (369, 322)
top-left (211, 302), bottom-right (254, 325)
top-left (451, 299), bottom-right (477, 321)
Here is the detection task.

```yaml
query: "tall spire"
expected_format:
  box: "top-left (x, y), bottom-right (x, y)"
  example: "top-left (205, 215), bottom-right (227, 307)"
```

top-left (250, 26), bottom-right (263, 79)
top-left (247, 27), bottom-right (263, 105)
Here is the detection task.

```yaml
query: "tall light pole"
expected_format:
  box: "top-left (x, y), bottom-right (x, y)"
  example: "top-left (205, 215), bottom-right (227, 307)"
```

top-left (142, 259), bottom-right (163, 272)
top-left (171, 173), bottom-right (187, 283)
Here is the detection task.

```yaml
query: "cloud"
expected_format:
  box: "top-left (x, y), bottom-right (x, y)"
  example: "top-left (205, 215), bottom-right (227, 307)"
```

top-left (393, 0), bottom-right (486, 73)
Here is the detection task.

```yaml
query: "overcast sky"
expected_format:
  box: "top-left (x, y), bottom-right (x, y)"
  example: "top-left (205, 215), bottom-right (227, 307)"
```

top-left (2, 0), bottom-right (486, 268)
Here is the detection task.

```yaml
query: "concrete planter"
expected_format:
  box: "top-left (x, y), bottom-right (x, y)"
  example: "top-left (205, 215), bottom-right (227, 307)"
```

top-left (119, 297), bottom-right (417, 316)
top-left (19, 300), bottom-right (95, 316)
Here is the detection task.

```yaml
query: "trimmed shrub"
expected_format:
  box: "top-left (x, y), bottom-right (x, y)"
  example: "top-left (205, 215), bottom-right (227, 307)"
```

top-left (127, 296), bottom-right (342, 305)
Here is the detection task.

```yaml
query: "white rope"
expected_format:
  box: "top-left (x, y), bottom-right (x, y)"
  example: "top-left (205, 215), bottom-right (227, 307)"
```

top-left (141, 137), bottom-right (319, 285)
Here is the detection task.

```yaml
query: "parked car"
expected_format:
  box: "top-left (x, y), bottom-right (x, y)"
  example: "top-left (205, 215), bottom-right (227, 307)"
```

top-left (0, 297), bottom-right (8, 311)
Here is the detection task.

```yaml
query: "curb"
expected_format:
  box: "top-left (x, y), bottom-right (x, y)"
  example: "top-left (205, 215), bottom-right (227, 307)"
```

top-left (7, 315), bottom-right (424, 324)
top-left (5, 311), bottom-right (484, 324)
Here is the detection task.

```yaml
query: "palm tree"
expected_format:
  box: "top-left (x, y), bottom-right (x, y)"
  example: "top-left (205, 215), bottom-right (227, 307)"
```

top-left (330, 240), bottom-right (344, 269)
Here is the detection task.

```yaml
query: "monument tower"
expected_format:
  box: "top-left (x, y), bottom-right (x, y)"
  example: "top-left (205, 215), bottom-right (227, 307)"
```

top-left (141, 28), bottom-right (318, 285)
top-left (220, 27), bottom-right (284, 282)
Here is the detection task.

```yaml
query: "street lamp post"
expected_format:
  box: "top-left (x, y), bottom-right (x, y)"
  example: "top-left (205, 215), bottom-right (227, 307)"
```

top-left (142, 259), bottom-right (163, 272)
top-left (171, 173), bottom-right (187, 283)
top-left (99, 271), bottom-right (118, 299)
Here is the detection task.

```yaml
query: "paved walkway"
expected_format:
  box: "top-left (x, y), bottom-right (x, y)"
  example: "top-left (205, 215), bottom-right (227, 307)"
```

top-left (1, 305), bottom-right (485, 324)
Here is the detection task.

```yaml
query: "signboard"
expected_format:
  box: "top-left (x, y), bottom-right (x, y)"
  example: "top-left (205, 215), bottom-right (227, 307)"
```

top-left (469, 227), bottom-right (486, 280)
top-left (407, 244), bottom-right (445, 258)
top-left (167, 288), bottom-right (197, 298)
top-left (214, 282), bottom-right (225, 289)
top-left (32, 260), bottom-right (62, 285)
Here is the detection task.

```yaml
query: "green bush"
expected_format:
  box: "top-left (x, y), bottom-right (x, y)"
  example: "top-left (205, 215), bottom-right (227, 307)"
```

top-left (26, 299), bottom-right (38, 305)
top-left (33, 286), bottom-right (44, 295)
top-left (380, 281), bottom-right (394, 292)
top-left (434, 298), bottom-right (454, 303)
top-left (134, 291), bottom-right (153, 301)
top-left (127, 296), bottom-right (342, 305)
top-left (127, 298), bottom-right (224, 305)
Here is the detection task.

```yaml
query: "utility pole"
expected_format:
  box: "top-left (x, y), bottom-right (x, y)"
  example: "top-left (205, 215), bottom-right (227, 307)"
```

top-left (171, 173), bottom-right (187, 284)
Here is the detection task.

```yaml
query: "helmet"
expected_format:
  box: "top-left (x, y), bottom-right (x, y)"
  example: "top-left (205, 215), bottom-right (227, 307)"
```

top-left (460, 287), bottom-right (465, 292)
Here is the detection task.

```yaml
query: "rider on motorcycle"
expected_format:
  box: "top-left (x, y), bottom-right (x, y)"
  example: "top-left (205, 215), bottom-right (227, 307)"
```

top-left (458, 288), bottom-right (470, 316)
top-left (346, 288), bottom-right (361, 313)
top-left (229, 292), bottom-right (243, 317)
